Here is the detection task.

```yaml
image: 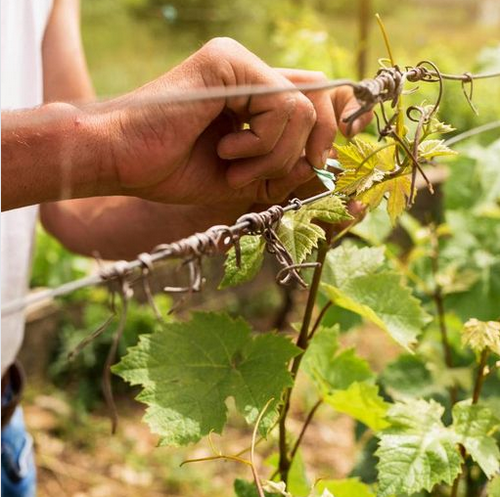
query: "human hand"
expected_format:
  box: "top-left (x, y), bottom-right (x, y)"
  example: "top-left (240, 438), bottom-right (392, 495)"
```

top-left (98, 38), bottom-right (341, 207)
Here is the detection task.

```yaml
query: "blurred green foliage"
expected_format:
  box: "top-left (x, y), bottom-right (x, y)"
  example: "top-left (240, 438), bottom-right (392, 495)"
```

top-left (30, 224), bottom-right (91, 290)
top-left (349, 137), bottom-right (500, 489)
top-left (81, 0), bottom-right (500, 129)
top-left (402, 139), bottom-right (500, 322)
top-left (49, 289), bottom-right (172, 410)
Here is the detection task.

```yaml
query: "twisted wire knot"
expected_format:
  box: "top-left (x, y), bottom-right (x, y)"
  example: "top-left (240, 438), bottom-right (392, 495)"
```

top-left (162, 227), bottom-right (224, 260)
top-left (345, 67), bottom-right (404, 128)
top-left (406, 65), bottom-right (430, 82)
top-left (406, 61), bottom-right (442, 83)
top-left (237, 205), bottom-right (284, 235)
top-left (99, 259), bottom-right (131, 282)
top-left (237, 205), bottom-right (311, 287)
top-left (353, 67), bottom-right (403, 108)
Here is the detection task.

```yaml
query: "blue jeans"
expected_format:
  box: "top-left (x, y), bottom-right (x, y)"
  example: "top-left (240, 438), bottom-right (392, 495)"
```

top-left (1, 406), bottom-right (37, 497)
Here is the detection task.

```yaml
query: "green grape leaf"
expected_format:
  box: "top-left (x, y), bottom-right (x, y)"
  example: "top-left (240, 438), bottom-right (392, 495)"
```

top-left (322, 244), bottom-right (386, 286)
top-left (335, 139), bottom-right (394, 171)
top-left (427, 117), bottom-right (456, 136)
top-left (301, 325), bottom-right (340, 379)
top-left (277, 214), bottom-right (324, 265)
top-left (359, 174), bottom-right (412, 224)
top-left (376, 399), bottom-right (462, 497)
top-left (418, 139), bottom-right (457, 160)
top-left (452, 401), bottom-right (500, 478)
top-left (303, 195), bottom-right (352, 225)
top-left (277, 196), bottom-right (350, 264)
top-left (318, 348), bottom-right (373, 391)
top-left (356, 179), bottom-right (387, 210)
top-left (220, 235), bottom-right (265, 289)
top-left (321, 244), bottom-right (430, 350)
top-left (335, 139), bottom-right (378, 169)
top-left (301, 340), bottom-right (373, 398)
top-left (322, 273), bottom-right (429, 350)
top-left (316, 478), bottom-right (375, 497)
top-left (338, 168), bottom-right (386, 196)
top-left (462, 318), bottom-right (500, 356)
top-left (113, 312), bottom-right (299, 446)
top-left (334, 139), bottom-right (394, 195)
top-left (325, 382), bottom-right (389, 431)
top-left (302, 325), bottom-right (373, 391)
top-left (380, 354), bottom-right (436, 399)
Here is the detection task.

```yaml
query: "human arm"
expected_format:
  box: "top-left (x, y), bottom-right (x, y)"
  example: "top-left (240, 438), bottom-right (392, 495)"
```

top-left (40, 77), bottom-right (371, 260)
top-left (12, 0), bottom-right (369, 258)
top-left (2, 30), bottom-right (336, 212)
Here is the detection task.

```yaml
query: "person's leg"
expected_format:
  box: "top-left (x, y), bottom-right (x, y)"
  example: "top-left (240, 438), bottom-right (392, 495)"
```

top-left (1, 406), bottom-right (37, 497)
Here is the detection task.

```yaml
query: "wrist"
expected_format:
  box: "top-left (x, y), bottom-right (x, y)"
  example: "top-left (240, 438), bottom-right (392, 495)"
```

top-left (1, 103), bottom-right (120, 210)
top-left (30, 102), bottom-right (120, 201)
top-left (64, 103), bottom-right (121, 198)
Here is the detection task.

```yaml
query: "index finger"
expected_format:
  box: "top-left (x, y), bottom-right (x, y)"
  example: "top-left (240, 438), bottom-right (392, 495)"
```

top-left (332, 86), bottom-right (373, 137)
top-left (277, 69), bottom-right (337, 169)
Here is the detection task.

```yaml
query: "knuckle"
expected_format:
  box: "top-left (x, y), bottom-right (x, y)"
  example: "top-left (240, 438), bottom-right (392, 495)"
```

top-left (298, 97), bottom-right (316, 125)
top-left (203, 37), bottom-right (241, 56)
top-left (197, 38), bottom-right (243, 85)
top-left (281, 96), bottom-right (298, 118)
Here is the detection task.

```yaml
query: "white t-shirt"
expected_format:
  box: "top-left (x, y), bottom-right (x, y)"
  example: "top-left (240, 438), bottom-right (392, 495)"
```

top-left (1, 0), bottom-right (54, 374)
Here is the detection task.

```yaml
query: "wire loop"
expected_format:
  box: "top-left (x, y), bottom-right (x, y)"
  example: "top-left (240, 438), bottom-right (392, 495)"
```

top-left (288, 198), bottom-right (303, 211)
top-left (461, 71), bottom-right (479, 115)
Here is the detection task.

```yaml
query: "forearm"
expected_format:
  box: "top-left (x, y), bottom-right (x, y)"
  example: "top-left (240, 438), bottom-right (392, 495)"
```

top-left (1, 104), bottom-right (117, 210)
top-left (40, 197), bottom-right (246, 260)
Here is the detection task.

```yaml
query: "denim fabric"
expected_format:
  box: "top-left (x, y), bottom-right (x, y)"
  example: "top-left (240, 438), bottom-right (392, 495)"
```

top-left (1, 406), bottom-right (37, 497)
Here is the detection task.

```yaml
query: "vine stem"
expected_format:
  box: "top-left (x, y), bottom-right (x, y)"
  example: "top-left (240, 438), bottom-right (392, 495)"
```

top-left (251, 399), bottom-right (274, 497)
top-left (429, 226), bottom-right (455, 393)
top-left (450, 349), bottom-right (490, 497)
top-left (308, 301), bottom-right (332, 340)
top-left (472, 349), bottom-right (490, 405)
top-left (278, 226), bottom-right (334, 483)
top-left (289, 400), bottom-right (323, 462)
